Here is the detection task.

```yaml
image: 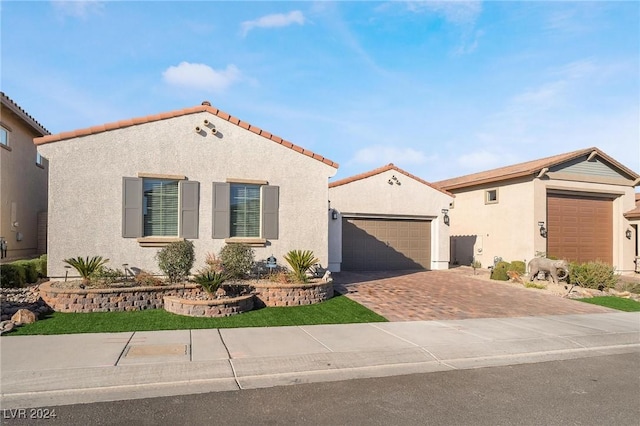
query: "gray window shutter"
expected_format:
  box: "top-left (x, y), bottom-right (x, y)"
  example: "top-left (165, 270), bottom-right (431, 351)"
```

top-left (179, 180), bottom-right (199, 239)
top-left (122, 177), bottom-right (143, 238)
top-left (262, 185), bottom-right (279, 240)
top-left (212, 182), bottom-right (230, 238)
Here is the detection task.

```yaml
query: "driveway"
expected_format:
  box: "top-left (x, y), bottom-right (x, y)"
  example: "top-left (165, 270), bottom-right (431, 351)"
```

top-left (333, 269), bottom-right (615, 321)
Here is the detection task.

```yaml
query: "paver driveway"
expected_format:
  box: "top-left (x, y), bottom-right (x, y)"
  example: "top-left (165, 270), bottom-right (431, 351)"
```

top-left (333, 269), bottom-right (615, 321)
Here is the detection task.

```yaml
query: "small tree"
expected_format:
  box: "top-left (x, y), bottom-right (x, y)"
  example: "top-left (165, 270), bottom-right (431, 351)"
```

top-left (156, 240), bottom-right (195, 284)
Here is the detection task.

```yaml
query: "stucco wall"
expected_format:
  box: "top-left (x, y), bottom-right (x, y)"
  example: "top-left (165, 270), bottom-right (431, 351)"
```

top-left (448, 178), bottom-right (535, 268)
top-left (328, 169), bottom-right (453, 271)
top-left (0, 108), bottom-right (48, 259)
top-left (37, 112), bottom-right (336, 277)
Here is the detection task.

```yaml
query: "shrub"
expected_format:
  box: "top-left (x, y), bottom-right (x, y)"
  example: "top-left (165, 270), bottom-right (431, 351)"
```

top-left (0, 264), bottom-right (26, 288)
top-left (94, 267), bottom-right (124, 286)
top-left (509, 260), bottom-right (526, 275)
top-left (471, 259), bottom-right (481, 274)
top-left (156, 241), bottom-right (195, 284)
top-left (134, 271), bottom-right (164, 286)
top-left (63, 256), bottom-right (109, 285)
top-left (524, 282), bottom-right (547, 290)
top-left (37, 254), bottom-right (47, 277)
top-left (204, 252), bottom-right (223, 273)
top-left (568, 261), bottom-right (618, 290)
top-left (219, 243), bottom-right (254, 279)
top-left (12, 260), bottom-right (39, 284)
top-left (490, 261), bottom-right (511, 281)
top-left (194, 270), bottom-right (228, 296)
top-left (284, 250), bottom-right (319, 283)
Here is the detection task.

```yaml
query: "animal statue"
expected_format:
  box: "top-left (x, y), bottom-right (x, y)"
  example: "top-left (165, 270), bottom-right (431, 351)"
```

top-left (527, 257), bottom-right (569, 285)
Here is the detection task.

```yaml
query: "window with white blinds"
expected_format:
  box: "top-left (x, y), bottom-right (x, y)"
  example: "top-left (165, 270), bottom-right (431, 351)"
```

top-left (230, 184), bottom-right (260, 237)
top-left (143, 179), bottom-right (179, 236)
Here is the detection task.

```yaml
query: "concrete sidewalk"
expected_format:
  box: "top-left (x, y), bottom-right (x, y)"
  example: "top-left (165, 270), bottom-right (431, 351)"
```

top-left (1, 312), bottom-right (639, 409)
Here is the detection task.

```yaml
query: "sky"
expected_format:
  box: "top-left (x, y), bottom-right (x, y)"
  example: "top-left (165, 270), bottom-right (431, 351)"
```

top-left (2, 1), bottom-right (639, 182)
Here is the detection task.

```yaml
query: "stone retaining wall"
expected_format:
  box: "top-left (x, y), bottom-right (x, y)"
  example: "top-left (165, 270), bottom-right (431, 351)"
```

top-left (39, 281), bottom-right (199, 313)
top-left (252, 280), bottom-right (334, 307)
top-left (163, 294), bottom-right (254, 317)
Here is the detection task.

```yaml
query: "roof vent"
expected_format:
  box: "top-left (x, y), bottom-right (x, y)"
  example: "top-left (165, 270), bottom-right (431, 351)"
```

top-left (201, 100), bottom-right (211, 106)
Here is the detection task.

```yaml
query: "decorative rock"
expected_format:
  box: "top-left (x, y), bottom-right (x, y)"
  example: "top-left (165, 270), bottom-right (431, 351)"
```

top-left (0, 320), bottom-right (15, 334)
top-left (11, 308), bottom-right (37, 325)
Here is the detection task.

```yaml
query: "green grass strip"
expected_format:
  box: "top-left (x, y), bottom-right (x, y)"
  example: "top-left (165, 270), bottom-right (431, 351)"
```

top-left (576, 296), bottom-right (640, 312)
top-left (7, 294), bottom-right (387, 336)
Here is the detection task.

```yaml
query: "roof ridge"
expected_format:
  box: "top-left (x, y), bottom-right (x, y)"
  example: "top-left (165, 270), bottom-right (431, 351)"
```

top-left (34, 101), bottom-right (338, 169)
top-left (330, 163), bottom-right (453, 197)
top-left (1, 92), bottom-right (50, 135)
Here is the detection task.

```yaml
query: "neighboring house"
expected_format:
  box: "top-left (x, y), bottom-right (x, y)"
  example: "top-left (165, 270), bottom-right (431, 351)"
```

top-left (0, 92), bottom-right (50, 260)
top-left (35, 101), bottom-right (338, 277)
top-left (434, 147), bottom-right (640, 273)
top-left (623, 193), bottom-right (640, 272)
top-left (328, 164), bottom-right (454, 272)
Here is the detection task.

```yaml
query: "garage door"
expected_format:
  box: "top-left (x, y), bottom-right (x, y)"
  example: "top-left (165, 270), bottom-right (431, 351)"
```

top-left (342, 218), bottom-right (431, 271)
top-left (547, 193), bottom-right (613, 264)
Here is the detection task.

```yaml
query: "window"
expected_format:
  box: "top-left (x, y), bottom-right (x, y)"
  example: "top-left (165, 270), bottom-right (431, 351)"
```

top-left (143, 179), bottom-right (179, 236)
top-left (485, 189), bottom-right (499, 204)
top-left (122, 176), bottom-right (199, 240)
top-left (212, 182), bottom-right (279, 241)
top-left (0, 126), bottom-right (8, 147)
top-left (230, 184), bottom-right (260, 237)
top-left (36, 152), bottom-right (43, 167)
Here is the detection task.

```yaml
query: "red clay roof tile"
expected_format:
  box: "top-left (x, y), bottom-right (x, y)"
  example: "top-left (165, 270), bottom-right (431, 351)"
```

top-left (33, 102), bottom-right (338, 168)
top-left (329, 163), bottom-right (453, 197)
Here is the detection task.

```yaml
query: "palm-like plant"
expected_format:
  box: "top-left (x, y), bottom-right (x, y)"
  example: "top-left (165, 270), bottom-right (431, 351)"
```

top-left (194, 270), bottom-right (228, 296)
top-left (284, 250), bottom-right (319, 283)
top-left (63, 256), bottom-right (109, 285)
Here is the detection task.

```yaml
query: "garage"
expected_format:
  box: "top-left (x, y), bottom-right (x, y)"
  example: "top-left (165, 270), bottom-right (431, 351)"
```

top-left (547, 192), bottom-right (613, 264)
top-left (341, 217), bottom-right (431, 271)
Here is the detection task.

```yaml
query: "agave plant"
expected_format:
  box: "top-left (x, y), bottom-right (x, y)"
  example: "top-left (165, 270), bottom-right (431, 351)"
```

top-left (63, 256), bottom-right (109, 285)
top-left (194, 270), bottom-right (229, 296)
top-left (284, 250), bottom-right (319, 283)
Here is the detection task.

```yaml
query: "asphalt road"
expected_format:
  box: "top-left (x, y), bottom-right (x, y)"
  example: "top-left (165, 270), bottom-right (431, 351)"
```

top-left (2, 352), bottom-right (638, 426)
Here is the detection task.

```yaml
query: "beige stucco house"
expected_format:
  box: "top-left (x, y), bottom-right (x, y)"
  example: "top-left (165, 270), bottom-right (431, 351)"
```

top-left (434, 147), bottom-right (640, 273)
top-left (328, 164), bottom-right (454, 272)
top-left (1, 92), bottom-right (50, 259)
top-left (35, 101), bottom-right (338, 277)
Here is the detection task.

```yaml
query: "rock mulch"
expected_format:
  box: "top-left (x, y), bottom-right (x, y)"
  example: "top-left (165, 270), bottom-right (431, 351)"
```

top-left (1, 284), bottom-right (53, 335)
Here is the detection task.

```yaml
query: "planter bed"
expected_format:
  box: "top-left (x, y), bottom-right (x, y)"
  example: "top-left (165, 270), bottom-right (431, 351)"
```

top-left (163, 293), bottom-right (255, 317)
top-left (252, 280), bottom-right (334, 307)
top-left (39, 281), bottom-right (199, 313)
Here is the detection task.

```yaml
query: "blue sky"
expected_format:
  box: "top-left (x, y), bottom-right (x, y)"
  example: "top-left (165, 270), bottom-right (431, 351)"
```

top-left (2, 1), bottom-right (639, 181)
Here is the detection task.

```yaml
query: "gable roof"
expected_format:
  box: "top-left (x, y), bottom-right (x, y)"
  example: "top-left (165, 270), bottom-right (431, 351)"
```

top-left (1, 92), bottom-right (50, 136)
top-left (434, 147), bottom-right (640, 191)
top-left (624, 193), bottom-right (640, 219)
top-left (33, 101), bottom-right (338, 169)
top-left (329, 163), bottom-right (453, 197)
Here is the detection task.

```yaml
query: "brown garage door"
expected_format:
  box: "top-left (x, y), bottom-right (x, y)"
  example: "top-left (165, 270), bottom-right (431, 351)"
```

top-left (547, 193), bottom-right (613, 264)
top-left (342, 218), bottom-right (431, 271)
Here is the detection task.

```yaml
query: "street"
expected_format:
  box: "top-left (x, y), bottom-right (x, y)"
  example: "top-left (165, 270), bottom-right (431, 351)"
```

top-left (2, 352), bottom-right (638, 426)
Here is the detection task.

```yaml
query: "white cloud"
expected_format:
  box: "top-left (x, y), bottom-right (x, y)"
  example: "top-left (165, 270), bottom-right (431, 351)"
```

top-left (241, 10), bottom-right (305, 36)
top-left (162, 62), bottom-right (241, 92)
top-left (351, 145), bottom-right (432, 166)
top-left (51, 1), bottom-right (104, 19)
top-left (405, 1), bottom-right (483, 25)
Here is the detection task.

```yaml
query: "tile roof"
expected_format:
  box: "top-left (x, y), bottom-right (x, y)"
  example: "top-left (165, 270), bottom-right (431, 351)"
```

top-left (0, 92), bottom-right (50, 136)
top-left (434, 147), bottom-right (640, 191)
top-left (329, 163), bottom-right (454, 197)
top-left (625, 193), bottom-right (640, 219)
top-left (33, 101), bottom-right (338, 169)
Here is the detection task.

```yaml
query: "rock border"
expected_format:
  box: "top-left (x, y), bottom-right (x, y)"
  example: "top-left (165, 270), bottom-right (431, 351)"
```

top-left (39, 281), bottom-right (200, 313)
top-left (163, 293), bottom-right (255, 317)
top-left (252, 280), bottom-right (334, 307)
